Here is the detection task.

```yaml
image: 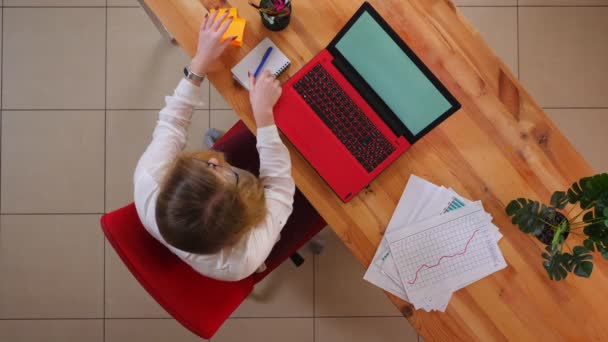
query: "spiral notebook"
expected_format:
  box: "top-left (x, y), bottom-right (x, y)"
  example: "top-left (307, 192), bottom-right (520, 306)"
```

top-left (231, 37), bottom-right (291, 90)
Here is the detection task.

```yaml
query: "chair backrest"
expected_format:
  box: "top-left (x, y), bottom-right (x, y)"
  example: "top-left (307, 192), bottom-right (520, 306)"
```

top-left (101, 203), bottom-right (255, 339)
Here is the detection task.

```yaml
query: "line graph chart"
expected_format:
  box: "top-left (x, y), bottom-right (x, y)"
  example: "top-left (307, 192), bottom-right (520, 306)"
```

top-left (406, 229), bottom-right (479, 285)
top-left (389, 211), bottom-right (501, 291)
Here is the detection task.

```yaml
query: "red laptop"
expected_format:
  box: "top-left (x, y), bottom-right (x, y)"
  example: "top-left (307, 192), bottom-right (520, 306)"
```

top-left (274, 2), bottom-right (460, 202)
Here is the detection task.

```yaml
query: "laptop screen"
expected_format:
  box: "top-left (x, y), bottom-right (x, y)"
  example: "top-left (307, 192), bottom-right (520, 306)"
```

top-left (334, 11), bottom-right (455, 136)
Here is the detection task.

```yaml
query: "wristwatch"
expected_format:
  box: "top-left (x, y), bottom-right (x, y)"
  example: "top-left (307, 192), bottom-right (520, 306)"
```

top-left (183, 66), bottom-right (205, 83)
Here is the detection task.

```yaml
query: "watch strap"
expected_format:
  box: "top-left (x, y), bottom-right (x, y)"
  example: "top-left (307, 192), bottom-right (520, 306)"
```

top-left (183, 66), bottom-right (205, 82)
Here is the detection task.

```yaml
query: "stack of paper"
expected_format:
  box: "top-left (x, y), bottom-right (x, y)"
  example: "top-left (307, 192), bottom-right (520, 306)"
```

top-left (364, 175), bottom-right (507, 312)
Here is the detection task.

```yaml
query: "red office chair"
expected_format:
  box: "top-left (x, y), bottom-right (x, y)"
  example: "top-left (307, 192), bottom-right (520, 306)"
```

top-left (101, 121), bottom-right (326, 339)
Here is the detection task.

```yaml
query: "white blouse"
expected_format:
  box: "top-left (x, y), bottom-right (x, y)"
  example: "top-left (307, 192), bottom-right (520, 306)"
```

top-left (134, 78), bottom-right (296, 281)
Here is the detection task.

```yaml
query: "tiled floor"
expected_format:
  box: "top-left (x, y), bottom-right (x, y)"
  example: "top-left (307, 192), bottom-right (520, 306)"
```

top-left (0, 0), bottom-right (606, 341)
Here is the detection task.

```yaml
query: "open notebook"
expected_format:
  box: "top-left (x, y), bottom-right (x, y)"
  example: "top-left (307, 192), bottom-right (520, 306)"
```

top-left (231, 37), bottom-right (291, 90)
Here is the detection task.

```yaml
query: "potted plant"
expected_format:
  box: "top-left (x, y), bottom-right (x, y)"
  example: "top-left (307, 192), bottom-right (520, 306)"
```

top-left (506, 173), bottom-right (608, 281)
top-left (249, 0), bottom-right (292, 31)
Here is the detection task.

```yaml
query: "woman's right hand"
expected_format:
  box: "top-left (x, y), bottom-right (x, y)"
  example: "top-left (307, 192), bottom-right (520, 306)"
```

top-left (189, 10), bottom-right (235, 78)
top-left (249, 71), bottom-right (282, 128)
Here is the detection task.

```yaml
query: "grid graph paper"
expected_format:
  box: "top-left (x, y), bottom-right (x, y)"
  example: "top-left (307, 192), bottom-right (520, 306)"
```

top-left (388, 208), bottom-right (503, 293)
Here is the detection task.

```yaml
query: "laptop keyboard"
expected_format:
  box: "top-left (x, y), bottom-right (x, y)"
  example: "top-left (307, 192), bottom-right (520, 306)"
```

top-left (293, 64), bottom-right (396, 173)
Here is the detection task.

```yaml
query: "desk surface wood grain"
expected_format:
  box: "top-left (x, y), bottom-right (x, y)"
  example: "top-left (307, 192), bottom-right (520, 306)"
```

top-left (144, 0), bottom-right (607, 340)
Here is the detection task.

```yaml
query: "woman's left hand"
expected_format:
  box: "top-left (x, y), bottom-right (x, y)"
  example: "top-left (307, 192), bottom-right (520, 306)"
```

top-left (189, 10), bottom-right (236, 76)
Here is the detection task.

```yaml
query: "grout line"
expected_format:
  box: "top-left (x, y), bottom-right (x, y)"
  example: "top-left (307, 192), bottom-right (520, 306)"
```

top-left (543, 107), bottom-right (608, 110)
top-left (2, 108), bottom-right (220, 111)
top-left (0, 315), bottom-right (403, 321)
top-left (516, 0), bottom-right (520, 80)
top-left (1, 5), bottom-right (4, 216)
top-left (457, 4), bottom-right (608, 7)
top-left (1, 6), bottom-right (140, 8)
top-left (1, 4), bottom-right (606, 8)
top-left (103, 2), bottom-right (108, 341)
top-left (518, 4), bottom-right (608, 7)
top-left (313, 252), bottom-right (316, 342)
top-left (0, 213), bottom-right (105, 215)
top-left (457, 5), bottom-right (517, 7)
top-left (1, 104), bottom-right (605, 110)
top-left (0, 318), bottom-right (104, 321)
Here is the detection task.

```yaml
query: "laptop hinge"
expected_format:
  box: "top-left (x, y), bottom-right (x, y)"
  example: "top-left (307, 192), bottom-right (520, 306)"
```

top-left (332, 58), bottom-right (408, 138)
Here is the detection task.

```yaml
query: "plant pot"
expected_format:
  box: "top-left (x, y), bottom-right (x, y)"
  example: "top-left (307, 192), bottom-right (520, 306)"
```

top-left (536, 212), bottom-right (570, 245)
top-left (259, 0), bottom-right (292, 31)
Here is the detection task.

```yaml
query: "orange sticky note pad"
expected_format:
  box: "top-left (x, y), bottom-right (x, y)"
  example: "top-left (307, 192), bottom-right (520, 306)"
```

top-left (222, 17), bottom-right (246, 47)
top-left (208, 8), bottom-right (245, 47)
top-left (209, 7), bottom-right (237, 18)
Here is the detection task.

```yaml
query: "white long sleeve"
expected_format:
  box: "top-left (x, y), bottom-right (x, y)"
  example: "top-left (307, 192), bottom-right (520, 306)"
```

top-left (133, 78), bottom-right (296, 282)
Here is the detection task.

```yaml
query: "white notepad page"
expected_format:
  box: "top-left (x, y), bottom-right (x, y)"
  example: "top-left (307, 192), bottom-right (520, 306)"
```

top-left (231, 37), bottom-right (291, 90)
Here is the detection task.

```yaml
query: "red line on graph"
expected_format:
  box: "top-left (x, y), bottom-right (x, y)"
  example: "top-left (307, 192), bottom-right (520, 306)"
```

top-left (407, 229), bottom-right (480, 285)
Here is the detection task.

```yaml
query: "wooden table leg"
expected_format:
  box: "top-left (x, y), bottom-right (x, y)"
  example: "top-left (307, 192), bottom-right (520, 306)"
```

top-left (137, 0), bottom-right (178, 45)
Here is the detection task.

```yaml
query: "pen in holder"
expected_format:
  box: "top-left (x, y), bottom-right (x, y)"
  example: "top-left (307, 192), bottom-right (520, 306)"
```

top-left (249, 0), bottom-right (292, 32)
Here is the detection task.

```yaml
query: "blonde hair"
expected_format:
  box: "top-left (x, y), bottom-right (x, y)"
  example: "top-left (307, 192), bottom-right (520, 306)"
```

top-left (155, 150), bottom-right (266, 254)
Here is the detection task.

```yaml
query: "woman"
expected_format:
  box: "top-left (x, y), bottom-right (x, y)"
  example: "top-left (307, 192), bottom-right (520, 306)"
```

top-left (134, 10), bottom-right (294, 281)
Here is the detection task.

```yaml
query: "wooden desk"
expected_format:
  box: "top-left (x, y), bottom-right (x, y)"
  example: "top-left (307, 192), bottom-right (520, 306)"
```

top-left (144, 0), bottom-right (608, 340)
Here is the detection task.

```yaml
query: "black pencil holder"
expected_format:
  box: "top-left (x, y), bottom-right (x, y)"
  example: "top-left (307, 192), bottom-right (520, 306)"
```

top-left (259, 0), bottom-right (292, 32)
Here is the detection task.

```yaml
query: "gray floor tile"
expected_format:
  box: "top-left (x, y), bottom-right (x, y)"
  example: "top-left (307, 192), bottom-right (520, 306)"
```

top-left (520, 0), bottom-right (608, 5)
top-left (2, 8), bottom-right (105, 109)
top-left (315, 317), bottom-right (418, 342)
top-left (232, 247), bottom-right (313, 317)
top-left (454, 0), bottom-right (516, 5)
top-left (1, 111), bottom-right (105, 213)
top-left (210, 109), bottom-right (240, 132)
top-left (213, 318), bottom-right (313, 342)
top-left (519, 7), bottom-right (608, 107)
top-left (459, 7), bottom-right (518, 76)
top-left (107, 7), bottom-right (209, 109)
top-left (314, 228), bottom-right (401, 317)
top-left (0, 320), bottom-right (103, 342)
top-left (0, 215), bottom-right (103, 318)
top-left (5, 0), bottom-right (104, 5)
top-left (105, 319), bottom-right (204, 342)
top-left (547, 108), bottom-right (608, 172)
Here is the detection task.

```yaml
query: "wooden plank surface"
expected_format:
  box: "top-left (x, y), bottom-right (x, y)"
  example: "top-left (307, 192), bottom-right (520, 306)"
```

top-left (143, 0), bottom-right (607, 340)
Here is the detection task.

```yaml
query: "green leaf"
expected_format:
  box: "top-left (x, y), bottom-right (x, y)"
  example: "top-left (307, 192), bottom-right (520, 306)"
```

top-left (565, 173), bottom-right (608, 208)
top-left (506, 199), bottom-right (551, 234)
top-left (584, 239), bottom-right (596, 252)
top-left (584, 223), bottom-right (608, 243)
top-left (601, 249), bottom-right (608, 261)
top-left (581, 174), bottom-right (608, 208)
top-left (567, 181), bottom-right (584, 204)
top-left (542, 246), bottom-right (571, 281)
top-left (596, 193), bottom-right (608, 219)
top-left (568, 246), bottom-right (594, 278)
top-left (506, 199), bottom-right (523, 216)
top-left (550, 191), bottom-right (568, 210)
top-left (583, 211), bottom-right (594, 223)
top-left (574, 261), bottom-right (593, 278)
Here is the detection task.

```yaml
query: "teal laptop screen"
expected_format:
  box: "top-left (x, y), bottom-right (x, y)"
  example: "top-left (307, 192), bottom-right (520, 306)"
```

top-left (335, 11), bottom-right (453, 136)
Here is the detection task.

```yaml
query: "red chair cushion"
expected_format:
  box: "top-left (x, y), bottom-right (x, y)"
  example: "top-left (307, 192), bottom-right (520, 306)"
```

top-left (102, 204), bottom-right (254, 339)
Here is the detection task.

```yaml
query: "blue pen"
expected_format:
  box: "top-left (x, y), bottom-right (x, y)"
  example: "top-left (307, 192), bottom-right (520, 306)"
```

top-left (253, 47), bottom-right (274, 78)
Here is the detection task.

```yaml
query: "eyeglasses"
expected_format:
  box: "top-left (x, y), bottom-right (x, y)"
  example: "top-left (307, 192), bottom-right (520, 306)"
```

top-left (204, 161), bottom-right (240, 186)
